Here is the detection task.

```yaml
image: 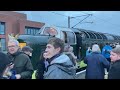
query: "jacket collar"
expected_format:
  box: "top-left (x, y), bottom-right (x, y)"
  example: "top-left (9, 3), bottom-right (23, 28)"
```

top-left (47, 53), bottom-right (61, 64)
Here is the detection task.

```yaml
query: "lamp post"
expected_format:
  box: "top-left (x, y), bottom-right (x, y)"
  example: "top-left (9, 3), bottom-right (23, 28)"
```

top-left (68, 16), bottom-right (70, 28)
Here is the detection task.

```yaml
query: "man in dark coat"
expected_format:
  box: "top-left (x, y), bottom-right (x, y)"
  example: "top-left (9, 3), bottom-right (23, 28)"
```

top-left (22, 46), bottom-right (33, 60)
top-left (84, 44), bottom-right (110, 79)
top-left (0, 52), bottom-right (11, 79)
top-left (7, 39), bottom-right (34, 79)
top-left (108, 47), bottom-right (120, 79)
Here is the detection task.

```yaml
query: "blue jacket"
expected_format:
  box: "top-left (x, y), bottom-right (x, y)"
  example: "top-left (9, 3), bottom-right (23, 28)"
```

top-left (44, 54), bottom-right (76, 79)
top-left (102, 45), bottom-right (112, 58)
top-left (84, 52), bottom-right (110, 79)
top-left (86, 50), bottom-right (92, 56)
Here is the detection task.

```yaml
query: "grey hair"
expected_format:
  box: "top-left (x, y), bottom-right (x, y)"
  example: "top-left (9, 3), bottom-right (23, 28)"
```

top-left (64, 45), bottom-right (73, 52)
top-left (92, 44), bottom-right (101, 53)
top-left (8, 39), bottom-right (19, 46)
top-left (112, 47), bottom-right (120, 55)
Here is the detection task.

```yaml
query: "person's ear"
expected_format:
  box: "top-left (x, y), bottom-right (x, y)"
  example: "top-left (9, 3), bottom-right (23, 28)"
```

top-left (117, 54), bottom-right (120, 59)
top-left (56, 47), bottom-right (61, 53)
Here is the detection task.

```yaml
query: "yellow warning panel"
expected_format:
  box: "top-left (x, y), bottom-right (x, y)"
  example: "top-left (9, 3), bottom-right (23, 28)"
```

top-left (19, 43), bottom-right (26, 49)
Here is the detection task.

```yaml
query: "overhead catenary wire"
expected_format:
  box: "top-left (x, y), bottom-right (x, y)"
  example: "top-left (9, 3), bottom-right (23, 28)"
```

top-left (50, 11), bottom-right (93, 28)
top-left (71, 14), bottom-right (92, 28)
top-left (80, 11), bottom-right (120, 30)
top-left (48, 11), bottom-right (120, 35)
top-left (50, 11), bottom-right (90, 21)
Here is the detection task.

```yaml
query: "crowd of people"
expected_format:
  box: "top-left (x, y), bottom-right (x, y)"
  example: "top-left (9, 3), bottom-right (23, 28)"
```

top-left (85, 42), bottom-right (120, 79)
top-left (0, 36), bottom-right (120, 79)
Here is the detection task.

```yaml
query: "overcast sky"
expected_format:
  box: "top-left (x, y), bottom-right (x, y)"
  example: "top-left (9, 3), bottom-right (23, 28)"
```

top-left (16, 11), bottom-right (120, 36)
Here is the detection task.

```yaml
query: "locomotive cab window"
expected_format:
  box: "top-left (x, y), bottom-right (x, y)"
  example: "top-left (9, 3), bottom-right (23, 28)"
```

top-left (43, 27), bottom-right (58, 36)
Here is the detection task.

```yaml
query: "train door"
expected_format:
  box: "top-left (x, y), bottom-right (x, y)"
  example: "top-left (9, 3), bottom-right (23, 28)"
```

top-left (75, 33), bottom-right (82, 60)
top-left (62, 31), bottom-right (76, 44)
top-left (62, 31), bottom-right (77, 58)
top-left (62, 31), bottom-right (68, 43)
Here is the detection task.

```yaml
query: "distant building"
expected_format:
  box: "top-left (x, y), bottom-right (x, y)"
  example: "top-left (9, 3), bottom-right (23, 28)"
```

top-left (0, 11), bottom-right (45, 51)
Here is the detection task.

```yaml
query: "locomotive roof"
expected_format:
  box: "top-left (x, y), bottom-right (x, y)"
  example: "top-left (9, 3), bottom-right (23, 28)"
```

top-left (18, 34), bottom-right (51, 45)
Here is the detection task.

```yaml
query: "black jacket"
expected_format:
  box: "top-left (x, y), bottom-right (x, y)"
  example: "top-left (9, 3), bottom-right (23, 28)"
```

top-left (0, 52), bottom-right (11, 78)
top-left (36, 60), bottom-right (46, 79)
top-left (7, 50), bottom-right (34, 79)
top-left (108, 60), bottom-right (120, 79)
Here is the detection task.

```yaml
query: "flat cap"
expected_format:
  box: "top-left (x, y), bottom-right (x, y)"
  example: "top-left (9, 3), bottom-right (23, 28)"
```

top-left (22, 46), bottom-right (33, 52)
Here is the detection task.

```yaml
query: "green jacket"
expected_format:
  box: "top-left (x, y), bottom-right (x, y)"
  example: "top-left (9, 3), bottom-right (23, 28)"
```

top-left (8, 50), bottom-right (34, 79)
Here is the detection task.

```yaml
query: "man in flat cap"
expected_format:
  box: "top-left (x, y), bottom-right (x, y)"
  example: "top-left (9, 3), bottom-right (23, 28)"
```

top-left (22, 46), bottom-right (33, 59)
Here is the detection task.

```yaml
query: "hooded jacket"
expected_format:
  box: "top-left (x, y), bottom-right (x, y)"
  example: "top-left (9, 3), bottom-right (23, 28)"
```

top-left (44, 54), bottom-right (76, 79)
top-left (102, 45), bottom-right (112, 58)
